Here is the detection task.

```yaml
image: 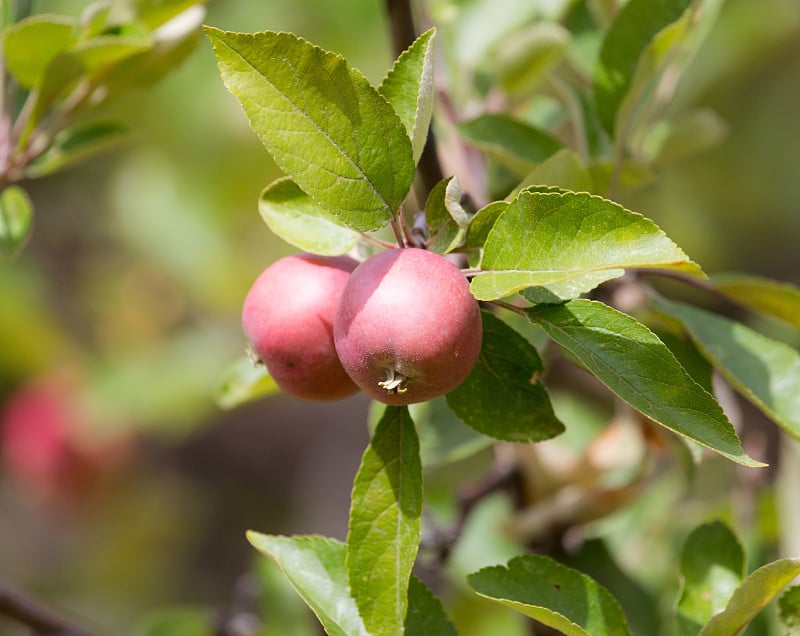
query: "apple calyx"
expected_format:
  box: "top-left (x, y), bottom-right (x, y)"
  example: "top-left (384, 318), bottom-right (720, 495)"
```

top-left (378, 368), bottom-right (409, 394)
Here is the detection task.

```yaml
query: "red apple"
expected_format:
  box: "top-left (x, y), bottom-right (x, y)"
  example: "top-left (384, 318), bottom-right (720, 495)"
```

top-left (242, 253), bottom-right (360, 401)
top-left (334, 248), bottom-right (482, 405)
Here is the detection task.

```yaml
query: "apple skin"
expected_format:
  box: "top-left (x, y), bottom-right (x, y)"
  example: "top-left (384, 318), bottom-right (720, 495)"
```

top-left (242, 253), bottom-right (361, 401)
top-left (334, 248), bottom-right (482, 405)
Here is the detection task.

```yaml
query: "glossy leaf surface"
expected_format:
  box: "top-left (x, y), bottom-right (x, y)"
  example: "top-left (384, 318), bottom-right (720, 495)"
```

top-left (206, 28), bottom-right (414, 232)
top-left (258, 178), bottom-right (361, 255)
top-left (468, 554), bottom-right (632, 635)
top-left (379, 28), bottom-right (436, 164)
top-left (247, 533), bottom-right (368, 636)
top-left (347, 406), bottom-right (422, 636)
top-left (446, 312), bottom-right (564, 442)
top-left (528, 300), bottom-right (762, 466)
top-left (657, 297), bottom-right (800, 440)
top-left (471, 190), bottom-right (702, 301)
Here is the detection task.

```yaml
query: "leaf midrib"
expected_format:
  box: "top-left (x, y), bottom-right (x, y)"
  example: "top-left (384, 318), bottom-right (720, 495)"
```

top-left (216, 34), bottom-right (394, 216)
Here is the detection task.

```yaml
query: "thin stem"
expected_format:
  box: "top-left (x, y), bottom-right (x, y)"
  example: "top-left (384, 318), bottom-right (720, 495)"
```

top-left (489, 299), bottom-right (529, 317)
top-left (389, 217), bottom-right (407, 247)
top-left (397, 203), bottom-right (416, 246)
top-left (0, 580), bottom-right (100, 636)
top-left (358, 233), bottom-right (398, 250)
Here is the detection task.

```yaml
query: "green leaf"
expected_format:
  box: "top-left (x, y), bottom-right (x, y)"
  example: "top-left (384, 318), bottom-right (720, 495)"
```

top-left (527, 300), bottom-right (763, 467)
top-left (24, 120), bottom-right (131, 178)
top-left (347, 405), bottom-right (422, 636)
top-left (779, 585), bottom-right (800, 633)
top-left (97, 3), bottom-right (204, 93)
top-left (379, 28), bottom-right (436, 165)
top-left (258, 178), bottom-right (361, 256)
top-left (655, 298), bottom-right (800, 440)
top-left (458, 113), bottom-right (562, 175)
top-left (425, 176), bottom-right (467, 254)
top-left (464, 200), bottom-right (508, 248)
top-left (370, 398), bottom-right (492, 469)
top-left (206, 28), bottom-right (415, 232)
top-left (510, 149), bottom-right (594, 200)
top-left (2, 15), bottom-right (76, 88)
top-left (470, 190), bottom-right (703, 302)
top-left (592, 0), bottom-right (691, 134)
top-left (212, 355), bottom-right (279, 410)
top-left (0, 185), bottom-right (34, 261)
top-left (126, 0), bottom-right (205, 30)
top-left (405, 576), bottom-right (458, 636)
top-left (711, 273), bottom-right (800, 330)
top-left (643, 109), bottom-right (727, 166)
top-left (446, 312), bottom-right (564, 442)
top-left (247, 533), bottom-right (369, 636)
top-left (481, 22), bottom-right (570, 98)
top-left (699, 559), bottom-right (800, 636)
top-left (616, 0), bottom-right (724, 147)
top-left (676, 521), bottom-right (746, 635)
top-left (468, 554), bottom-right (632, 635)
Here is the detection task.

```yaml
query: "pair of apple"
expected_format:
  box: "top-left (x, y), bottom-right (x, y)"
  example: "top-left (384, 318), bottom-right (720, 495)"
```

top-left (242, 248), bottom-right (483, 405)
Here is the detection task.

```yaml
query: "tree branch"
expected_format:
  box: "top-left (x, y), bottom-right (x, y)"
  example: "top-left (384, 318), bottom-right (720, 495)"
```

top-left (0, 580), bottom-right (100, 636)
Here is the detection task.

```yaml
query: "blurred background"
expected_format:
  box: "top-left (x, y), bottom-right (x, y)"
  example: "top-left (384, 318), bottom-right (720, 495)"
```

top-left (0, 0), bottom-right (798, 633)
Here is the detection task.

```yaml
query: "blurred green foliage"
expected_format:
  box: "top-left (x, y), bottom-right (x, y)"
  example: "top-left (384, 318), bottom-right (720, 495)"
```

top-left (0, 0), bottom-right (798, 634)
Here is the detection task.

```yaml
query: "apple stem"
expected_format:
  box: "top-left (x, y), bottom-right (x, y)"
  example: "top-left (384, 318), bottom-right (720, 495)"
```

top-left (389, 217), bottom-right (407, 248)
top-left (378, 368), bottom-right (409, 394)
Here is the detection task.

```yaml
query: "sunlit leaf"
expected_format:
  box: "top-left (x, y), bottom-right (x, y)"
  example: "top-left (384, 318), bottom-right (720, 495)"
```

top-left (247, 533), bottom-right (369, 636)
top-left (459, 113), bottom-right (562, 175)
top-left (213, 355), bottom-right (279, 410)
top-left (405, 576), bottom-right (458, 636)
top-left (468, 554), bottom-right (632, 635)
top-left (528, 300), bottom-right (763, 467)
top-left (470, 190), bottom-right (702, 301)
top-left (2, 15), bottom-right (76, 88)
top-left (98, 4), bottom-right (205, 92)
top-left (700, 559), bottom-right (800, 636)
top-left (425, 176), bottom-right (467, 254)
top-left (0, 186), bottom-right (34, 262)
top-left (593, 0), bottom-right (691, 134)
top-left (379, 28), bottom-right (436, 165)
top-left (206, 28), bottom-right (414, 232)
top-left (25, 120), bottom-right (131, 178)
top-left (676, 520), bottom-right (745, 635)
top-left (464, 201), bottom-right (508, 249)
top-left (446, 312), bottom-right (564, 442)
top-left (258, 178), bottom-right (361, 256)
top-left (369, 397), bottom-right (492, 469)
top-left (510, 149), bottom-right (594, 199)
top-left (711, 273), bottom-right (800, 330)
top-left (656, 297), bottom-right (800, 440)
top-left (347, 405), bottom-right (422, 636)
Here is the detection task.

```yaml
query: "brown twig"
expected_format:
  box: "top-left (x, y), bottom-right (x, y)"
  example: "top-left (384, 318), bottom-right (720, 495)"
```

top-left (421, 464), bottom-right (520, 564)
top-left (0, 580), bottom-right (100, 636)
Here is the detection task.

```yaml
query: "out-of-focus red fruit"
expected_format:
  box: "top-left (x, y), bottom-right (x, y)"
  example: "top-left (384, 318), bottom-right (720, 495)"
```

top-left (242, 253), bottom-right (360, 401)
top-left (1, 372), bottom-right (126, 505)
top-left (334, 248), bottom-right (482, 405)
